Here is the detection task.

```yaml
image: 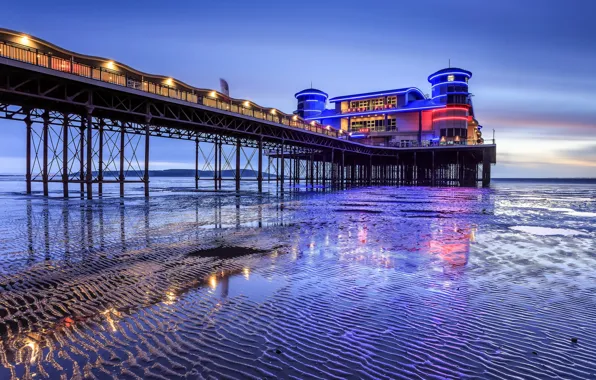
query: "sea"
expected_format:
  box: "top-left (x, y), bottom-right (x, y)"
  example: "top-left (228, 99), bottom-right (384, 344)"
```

top-left (0, 176), bottom-right (594, 379)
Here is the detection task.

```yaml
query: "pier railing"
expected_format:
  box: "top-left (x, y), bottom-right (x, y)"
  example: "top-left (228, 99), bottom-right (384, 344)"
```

top-left (0, 39), bottom-right (341, 139)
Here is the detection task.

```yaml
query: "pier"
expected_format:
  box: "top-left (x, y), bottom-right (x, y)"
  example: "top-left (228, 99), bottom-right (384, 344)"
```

top-left (0, 29), bottom-right (496, 198)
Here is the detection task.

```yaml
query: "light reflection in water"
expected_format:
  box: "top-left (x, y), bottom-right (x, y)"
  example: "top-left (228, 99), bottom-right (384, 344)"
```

top-left (1, 180), bottom-right (594, 379)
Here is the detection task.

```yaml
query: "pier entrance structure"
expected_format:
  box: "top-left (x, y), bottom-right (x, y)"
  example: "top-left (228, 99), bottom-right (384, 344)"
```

top-left (0, 29), bottom-right (496, 198)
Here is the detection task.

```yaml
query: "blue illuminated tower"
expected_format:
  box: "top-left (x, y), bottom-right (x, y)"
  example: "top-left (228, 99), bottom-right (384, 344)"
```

top-left (294, 88), bottom-right (328, 119)
top-left (428, 68), bottom-right (475, 143)
top-left (428, 68), bottom-right (472, 105)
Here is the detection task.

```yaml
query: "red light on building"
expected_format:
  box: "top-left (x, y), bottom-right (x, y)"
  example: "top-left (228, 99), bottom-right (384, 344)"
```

top-left (433, 116), bottom-right (469, 122)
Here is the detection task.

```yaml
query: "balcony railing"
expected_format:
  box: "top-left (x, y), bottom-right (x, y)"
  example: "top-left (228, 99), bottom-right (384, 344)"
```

top-left (0, 39), bottom-right (341, 139)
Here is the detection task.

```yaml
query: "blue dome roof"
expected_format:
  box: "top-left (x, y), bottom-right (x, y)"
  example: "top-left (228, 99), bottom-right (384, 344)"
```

top-left (428, 68), bottom-right (472, 82)
top-left (294, 88), bottom-right (328, 99)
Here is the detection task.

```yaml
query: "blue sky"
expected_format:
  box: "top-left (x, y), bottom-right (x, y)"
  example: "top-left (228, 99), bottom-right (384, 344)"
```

top-left (1, 0), bottom-right (595, 177)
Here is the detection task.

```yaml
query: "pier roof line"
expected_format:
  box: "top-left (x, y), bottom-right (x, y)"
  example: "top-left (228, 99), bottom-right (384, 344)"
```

top-left (0, 28), bottom-right (301, 120)
top-left (329, 87), bottom-right (425, 102)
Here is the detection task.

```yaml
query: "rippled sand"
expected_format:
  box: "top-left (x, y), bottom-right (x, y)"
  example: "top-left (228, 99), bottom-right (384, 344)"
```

top-left (0, 179), bottom-right (595, 379)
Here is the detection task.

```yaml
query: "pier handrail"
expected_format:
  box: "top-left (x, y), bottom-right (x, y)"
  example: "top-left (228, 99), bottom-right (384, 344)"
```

top-left (0, 32), bottom-right (342, 139)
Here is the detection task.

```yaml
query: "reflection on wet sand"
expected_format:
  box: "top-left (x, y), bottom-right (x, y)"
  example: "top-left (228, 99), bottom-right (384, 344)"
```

top-left (0, 183), bottom-right (594, 379)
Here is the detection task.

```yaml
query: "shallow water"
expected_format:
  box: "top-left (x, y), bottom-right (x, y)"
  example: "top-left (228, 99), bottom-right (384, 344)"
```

top-left (0, 177), bottom-right (595, 379)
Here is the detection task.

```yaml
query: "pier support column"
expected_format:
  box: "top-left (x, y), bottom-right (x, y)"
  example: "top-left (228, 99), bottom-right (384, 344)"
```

top-left (25, 111), bottom-right (32, 195)
top-left (458, 152), bottom-right (465, 187)
top-left (368, 155), bottom-right (373, 186)
top-left (431, 150), bottom-right (436, 187)
top-left (341, 150), bottom-right (345, 189)
top-left (235, 138), bottom-right (241, 192)
top-left (218, 138), bottom-right (223, 190)
top-left (331, 149), bottom-right (335, 189)
top-left (482, 150), bottom-right (491, 187)
top-left (267, 152), bottom-right (271, 184)
top-left (42, 110), bottom-right (49, 197)
top-left (288, 148), bottom-right (292, 188)
top-left (258, 136), bottom-right (263, 193)
top-left (315, 157), bottom-right (319, 187)
top-left (86, 112), bottom-right (93, 200)
top-left (280, 142), bottom-right (285, 193)
top-left (80, 117), bottom-right (85, 197)
top-left (62, 114), bottom-right (69, 198)
top-left (321, 153), bottom-right (326, 189)
top-left (195, 138), bottom-right (199, 190)
top-left (98, 119), bottom-right (104, 197)
top-left (310, 153), bottom-right (315, 189)
top-left (119, 121), bottom-right (125, 197)
top-left (144, 122), bottom-right (150, 197)
top-left (213, 137), bottom-right (218, 190)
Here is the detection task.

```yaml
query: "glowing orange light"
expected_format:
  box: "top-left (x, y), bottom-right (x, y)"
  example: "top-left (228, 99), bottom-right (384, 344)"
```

top-left (209, 274), bottom-right (217, 290)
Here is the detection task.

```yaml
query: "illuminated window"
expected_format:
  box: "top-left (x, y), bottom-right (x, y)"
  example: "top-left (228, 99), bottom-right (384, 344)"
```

top-left (447, 75), bottom-right (455, 82)
top-left (387, 96), bottom-right (397, 105)
top-left (387, 118), bottom-right (396, 130)
top-left (465, 77), bottom-right (468, 83)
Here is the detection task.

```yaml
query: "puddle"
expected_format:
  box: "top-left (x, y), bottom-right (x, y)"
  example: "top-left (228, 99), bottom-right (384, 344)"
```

top-left (548, 208), bottom-right (596, 218)
top-left (510, 226), bottom-right (586, 236)
top-left (187, 246), bottom-right (268, 258)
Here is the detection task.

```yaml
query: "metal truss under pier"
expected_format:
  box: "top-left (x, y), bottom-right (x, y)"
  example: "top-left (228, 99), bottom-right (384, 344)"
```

top-left (0, 58), bottom-right (496, 198)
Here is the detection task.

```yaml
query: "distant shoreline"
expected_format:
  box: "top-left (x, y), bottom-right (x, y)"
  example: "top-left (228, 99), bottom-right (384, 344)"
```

top-left (0, 172), bottom-right (595, 184)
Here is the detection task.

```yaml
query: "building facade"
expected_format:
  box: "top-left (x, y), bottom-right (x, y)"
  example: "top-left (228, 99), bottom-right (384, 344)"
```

top-left (294, 68), bottom-right (484, 147)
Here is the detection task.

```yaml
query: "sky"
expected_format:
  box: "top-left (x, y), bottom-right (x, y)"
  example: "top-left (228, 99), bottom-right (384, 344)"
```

top-left (0, 0), bottom-right (595, 177)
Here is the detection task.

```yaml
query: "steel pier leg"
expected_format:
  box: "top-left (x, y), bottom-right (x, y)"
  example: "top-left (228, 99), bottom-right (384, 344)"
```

top-left (218, 138), bottom-right (222, 190)
top-left (482, 149), bottom-right (491, 187)
top-left (236, 138), bottom-right (241, 192)
top-left (310, 153), bottom-right (314, 189)
top-left (368, 155), bottom-right (372, 186)
top-left (213, 138), bottom-right (218, 190)
top-left (258, 136), bottom-right (263, 193)
top-left (98, 119), bottom-right (104, 196)
top-left (280, 142), bottom-right (285, 193)
top-left (86, 113), bottom-right (93, 199)
top-left (195, 138), bottom-right (199, 190)
top-left (267, 153), bottom-right (271, 184)
top-left (331, 149), bottom-right (335, 189)
top-left (341, 150), bottom-right (345, 189)
top-left (43, 111), bottom-right (49, 197)
top-left (432, 150), bottom-right (436, 187)
top-left (119, 121), bottom-right (125, 197)
top-left (63, 114), bottom-right (69, 198)
top-left (144, 123), bottom-right (150, 197)
top-left (25, 111), bottom-right (32, 195)
top-left (80, 117), bottom-right (85, 197)
top-left (322, 154), bottom-right (326, 188)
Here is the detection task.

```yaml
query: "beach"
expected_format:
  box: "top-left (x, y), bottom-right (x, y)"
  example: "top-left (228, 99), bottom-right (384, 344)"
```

top-left (0, 178), bottom-right (594, 379)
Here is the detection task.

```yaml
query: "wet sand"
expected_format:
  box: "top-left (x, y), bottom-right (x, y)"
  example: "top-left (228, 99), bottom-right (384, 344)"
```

top-left (0, 178), bottom-right (595, 379)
